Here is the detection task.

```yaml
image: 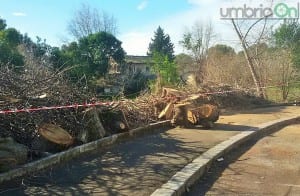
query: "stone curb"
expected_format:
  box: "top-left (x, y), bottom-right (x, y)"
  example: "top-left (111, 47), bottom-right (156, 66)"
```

top-left (151, 116), bottom-right (300, 196)
top-left (0, 120), bottom-right (171, 184)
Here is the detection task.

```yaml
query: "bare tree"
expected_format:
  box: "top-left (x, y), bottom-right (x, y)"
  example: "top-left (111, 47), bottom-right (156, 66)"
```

top-left (180, 21), bottom-right (214, 83)
top-left (264, 49), bottom-right (298, 101)
top-left (232, 20), bottom-right (263, 97)
top-left (231, 8), bottom-right (274, 98)
top-left (68, 3), bottom-right (118, 39)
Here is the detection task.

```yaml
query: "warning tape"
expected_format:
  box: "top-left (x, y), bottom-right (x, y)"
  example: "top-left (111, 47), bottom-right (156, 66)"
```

top-left (0, 82), bottom-right (298, 115)
top-left (203, 89), bottom-right (242, 95)
top-left (0, 101), bottom-right (115, 115)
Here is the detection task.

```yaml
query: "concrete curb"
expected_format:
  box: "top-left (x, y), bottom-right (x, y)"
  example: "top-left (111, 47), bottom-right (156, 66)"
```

top-left (151, 116), bottom-right (300, 196)
top-left (0, 120), bottom-right (171, 184)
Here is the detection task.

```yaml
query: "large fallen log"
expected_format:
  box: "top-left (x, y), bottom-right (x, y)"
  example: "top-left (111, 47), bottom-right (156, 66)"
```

top-left (187, 104), bottom-right (220, 125)
top-left (0, 137), bottom-right (28, 172)
top-left (79, 107), bottom-right (106, 143)
top-left (158, 102), bottom-right (174, 120)
top-left (100, 109), bottom-right (129, 134)
top-left (111, 121), bottom-right (127, 132)
top-left (38, 123), bottom-right (74, 146)
top-left (171, 103), bottom-right (192, 127)
top-left (161, 87), bottom-right (185, 98)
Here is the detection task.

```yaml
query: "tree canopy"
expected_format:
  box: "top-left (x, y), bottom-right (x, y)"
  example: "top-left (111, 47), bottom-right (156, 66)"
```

top-left (208, 44), bottom-right (235, 56)
top-left (54, 32), bottom-right (125, 81)
top-left (78, 32), bottom-right (125, 76)
top-left (273, 21), bottom-right (300, 68)
top-left (0, 19), bottom-right (24, 69)
top-left (148, 26), bottom-right (175, 61)
top-left (151, 52), bottom-right (179, 87)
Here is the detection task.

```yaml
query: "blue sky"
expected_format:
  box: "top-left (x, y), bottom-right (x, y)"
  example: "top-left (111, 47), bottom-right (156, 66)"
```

top-left (0, 0), bottom-right (240, 55)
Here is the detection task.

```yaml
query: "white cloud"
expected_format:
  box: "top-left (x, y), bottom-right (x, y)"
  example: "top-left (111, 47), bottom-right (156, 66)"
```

top-left (121, 1), bottom-right (238, 55)
top-left (137, 0), bottom-right (148, 11)
top-left (120, 31), bottom-right (152, 55)
top-left (12, 12), bottom-right (27, 17)
top-left (187, 0), bottom-right (218, 6)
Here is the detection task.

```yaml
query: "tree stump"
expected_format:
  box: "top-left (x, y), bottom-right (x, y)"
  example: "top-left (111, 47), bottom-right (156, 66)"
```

top-left (187, 104), bottom-right (220, 128)
top-left (161, 87), bottom-right (185, 98)
top-left (100, 110), bottom-right (129, 134)
top-left (158, 102), bottom-right (174, 120)
top-left (0, 137), bottom-right (28, 172)
top-left (38, 123), bottom-right (74, 146)
top-left (171, 103), bottom-right (192, 127)
top-left (79, 107), bottom-right (106, 143)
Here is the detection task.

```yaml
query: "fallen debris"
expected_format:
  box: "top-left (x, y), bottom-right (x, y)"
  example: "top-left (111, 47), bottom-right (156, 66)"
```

top-left (157, 88), bottom-right (220, 128)
top-left (0, 137), bottom-right (28, 172)
top-left (38, 123), bottom-right (74, 146)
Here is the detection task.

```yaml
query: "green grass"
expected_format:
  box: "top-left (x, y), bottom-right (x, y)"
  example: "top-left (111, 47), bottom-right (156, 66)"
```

top-left (266, 84), bottom-right (300, 103)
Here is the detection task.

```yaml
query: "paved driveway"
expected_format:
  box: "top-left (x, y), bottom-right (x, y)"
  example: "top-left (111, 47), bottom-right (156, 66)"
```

top-left (188, 123), bottom-right (300, 196)
top-left (0, 106), bottom-right (299, 195)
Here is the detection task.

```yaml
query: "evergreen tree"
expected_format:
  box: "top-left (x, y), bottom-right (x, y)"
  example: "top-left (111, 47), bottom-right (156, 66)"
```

top-left (148, 26), bottom-right (175, 61)
top-left (54, 32), bottom-right (125, 80)
top-left (0, 18), bottom-right (24, 69)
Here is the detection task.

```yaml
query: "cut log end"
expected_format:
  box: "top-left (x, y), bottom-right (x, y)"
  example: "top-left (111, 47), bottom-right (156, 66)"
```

top-left (38, 123), bottom-right (73, 146)
top-left (187, 104), bottom-right (220, 125)
top-left (158, 103), bottom-right (174, 120)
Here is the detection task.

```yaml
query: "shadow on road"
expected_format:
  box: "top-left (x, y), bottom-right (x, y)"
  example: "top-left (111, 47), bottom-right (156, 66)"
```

top-left (185, 123), bottom-right (293, 196)
top-left (0, 122), bottom-right (259, 196)
top-left (0, 128), bottom-right (206, 195)
top-left (213, 123), bottom-right (254, 132)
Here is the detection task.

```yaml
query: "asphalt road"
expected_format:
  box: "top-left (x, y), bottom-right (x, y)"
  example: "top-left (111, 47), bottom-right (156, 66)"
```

top-left (188, 124), bottom-right (300, 196)
top-left (0, 106), bottom-right (299, 196)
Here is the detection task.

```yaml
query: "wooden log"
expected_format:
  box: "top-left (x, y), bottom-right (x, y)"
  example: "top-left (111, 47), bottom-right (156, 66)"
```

top-left (161, 87), bottom-right (185, 99)
top-left (0, 137), bottom-right (28, 172)
top-left (121, 110), bottom-right (130, 129)
top-left (154, 100), bottom-right (168, 117)
top-left (79, 107), bottom-right (106, 143)
top-left (187, 104), bottom-right (220, 125)
top-left (171, 103), bottom-right (192, 127)
top-left (111, 121), bottom-right (127, 132)
top-left (181, 94), bottom-right (211, 106)
top-left (158, 102), bottom-right (174, 120)
top-left (38, 123), bottom-right (74, 146)
top-left (100, 109), bottom-right (129, 134)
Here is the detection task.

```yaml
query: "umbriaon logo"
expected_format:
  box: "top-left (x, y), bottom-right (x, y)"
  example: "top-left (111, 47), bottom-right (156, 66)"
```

top-left (220, 1), bottom-right (299, 20)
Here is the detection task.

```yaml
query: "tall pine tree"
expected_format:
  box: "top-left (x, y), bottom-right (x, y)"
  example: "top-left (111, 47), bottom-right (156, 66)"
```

top-left (148, 26), bottom-right (175, 61)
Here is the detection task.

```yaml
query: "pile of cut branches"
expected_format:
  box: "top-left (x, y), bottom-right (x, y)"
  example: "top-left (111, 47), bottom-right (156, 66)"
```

top-left (0, 63), bottom-right (95, 148)
top-left (0, 63), bottom-right (160, 149)
top-left (119, 93), bottom-right (158, 129)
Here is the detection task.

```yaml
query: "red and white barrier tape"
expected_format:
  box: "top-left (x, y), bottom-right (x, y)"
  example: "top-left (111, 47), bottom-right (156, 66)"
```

top-left (0, 101), bottom-right (115, 115)
top-left (0, 83), bottom-right (298, 115)
top-left (203, 89), bottom-right (241, 95)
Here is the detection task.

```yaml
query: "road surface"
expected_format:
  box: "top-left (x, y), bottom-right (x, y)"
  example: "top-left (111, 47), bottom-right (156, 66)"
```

top-left (0, 106), bottom-right (299, 195)
top-left (188, 124), bottom-right (300, 195)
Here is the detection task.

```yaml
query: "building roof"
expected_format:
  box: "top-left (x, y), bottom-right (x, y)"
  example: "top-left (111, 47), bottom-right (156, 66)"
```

top-left (125, 55), bottom-right (153, 64)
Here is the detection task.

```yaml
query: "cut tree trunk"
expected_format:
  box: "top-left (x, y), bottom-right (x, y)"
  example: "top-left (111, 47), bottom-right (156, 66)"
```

top-left (231, 19), bottom-right (265, 98)
top-left (121, 110), bottom-right (130, 129)
top-left (187, 104), bottom-right (219, 125)
top-left (79, 107), bottom-right (106, 143)
top-left (38, 123), bottom-right (74, 146)
top-left (100, 109), bottom-right (129, 134)
top-left (171, 103), bottom-right (192, 127)
top-left (161, 87), bottom-right (185, 99)
top-left (0, 137), bottom-right (28, 172)
top-left (158, 102), bottom-right (174, 120)
top-left (111, 121), bottom-right (127, 133)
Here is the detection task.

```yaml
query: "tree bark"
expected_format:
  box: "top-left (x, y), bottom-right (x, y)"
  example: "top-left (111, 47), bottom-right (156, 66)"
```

top-left (231, 19), bottom-right (265, 98)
